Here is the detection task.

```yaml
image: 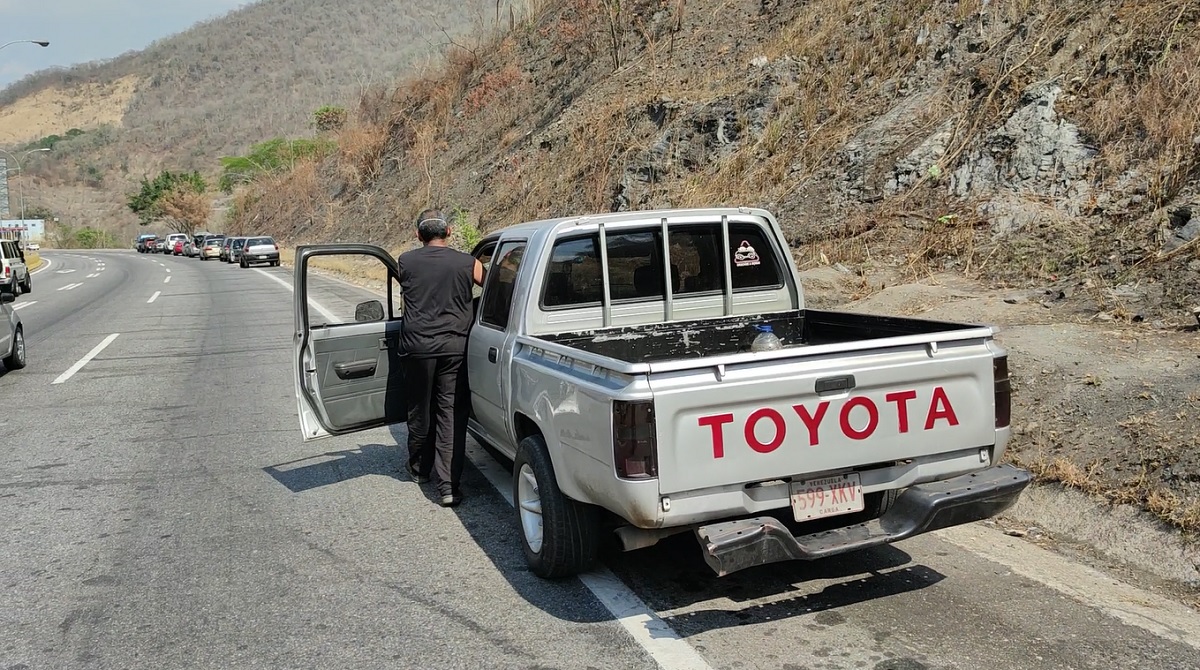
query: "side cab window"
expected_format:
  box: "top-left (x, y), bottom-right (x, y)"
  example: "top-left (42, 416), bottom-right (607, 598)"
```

top-left (479, 240), bottom-right (527, 331)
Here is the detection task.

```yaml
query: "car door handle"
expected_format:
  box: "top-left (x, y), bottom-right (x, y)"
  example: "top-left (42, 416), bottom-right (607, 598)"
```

top-left (487, 347), bottom-right (498, 363)
top-left (333, 360), bottom-right (377, 379)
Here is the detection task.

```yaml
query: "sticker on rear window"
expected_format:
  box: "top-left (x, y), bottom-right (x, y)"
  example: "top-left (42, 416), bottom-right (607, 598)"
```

top-left (734, 241), bottom-right (760, 267)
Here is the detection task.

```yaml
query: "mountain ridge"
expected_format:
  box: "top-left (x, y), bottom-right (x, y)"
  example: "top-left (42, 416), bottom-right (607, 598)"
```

top-left (0, 0), bottom-right (490, 234)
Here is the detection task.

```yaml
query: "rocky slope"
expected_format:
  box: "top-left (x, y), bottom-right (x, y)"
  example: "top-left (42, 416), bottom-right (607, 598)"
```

top-left (235, 0), bottom-right (1199, 325)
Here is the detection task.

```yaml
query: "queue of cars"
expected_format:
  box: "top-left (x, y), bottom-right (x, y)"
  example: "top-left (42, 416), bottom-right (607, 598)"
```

top-left (134, 232), bottom-right (280, 268)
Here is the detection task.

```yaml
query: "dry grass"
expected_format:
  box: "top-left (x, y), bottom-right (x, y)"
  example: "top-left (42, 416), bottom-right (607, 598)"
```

top-left (1011, 398), bottom-right (1200, 534)
top-left (25, 251), bottom-right (42, 271)
top-left (1014, 451), bottom-right (1200, 533)
top-left (277, 247), bottom-right (391, 285)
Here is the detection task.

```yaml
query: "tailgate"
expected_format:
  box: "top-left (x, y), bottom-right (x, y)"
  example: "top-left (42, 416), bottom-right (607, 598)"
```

top-left (648, 340), bottom-right (998, 495)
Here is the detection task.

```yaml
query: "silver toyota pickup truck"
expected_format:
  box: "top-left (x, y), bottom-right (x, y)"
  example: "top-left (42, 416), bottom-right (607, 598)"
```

top-left (291, 207), bottom-right (1031, 579)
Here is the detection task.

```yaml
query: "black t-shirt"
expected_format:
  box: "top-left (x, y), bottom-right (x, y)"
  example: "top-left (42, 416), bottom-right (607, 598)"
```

top-left (396, 245), bottom-right (476, 357)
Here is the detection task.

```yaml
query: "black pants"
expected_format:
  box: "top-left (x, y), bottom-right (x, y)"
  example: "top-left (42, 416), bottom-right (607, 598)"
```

top-left (404, 355), bottom-right (469, 496)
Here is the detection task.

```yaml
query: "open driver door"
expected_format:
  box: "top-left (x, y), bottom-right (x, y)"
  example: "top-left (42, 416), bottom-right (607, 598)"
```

top-left (293, 244), bottom-right (407, 441)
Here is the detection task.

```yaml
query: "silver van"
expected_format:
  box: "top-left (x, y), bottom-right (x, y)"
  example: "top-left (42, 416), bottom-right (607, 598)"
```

top-left (0, 240), bottom-right (30, 295)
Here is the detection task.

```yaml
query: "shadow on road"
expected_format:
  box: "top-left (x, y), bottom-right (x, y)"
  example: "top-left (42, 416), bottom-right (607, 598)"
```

top-left (261, 426), bottom-right (620, 625)
top-left (262, 424), bottom-right (945, 634)
top-left (262, 443), bottom-right (410, 493)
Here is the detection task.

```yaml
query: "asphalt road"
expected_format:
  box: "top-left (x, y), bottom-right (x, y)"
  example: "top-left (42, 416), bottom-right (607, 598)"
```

top-left (3, 249), bottom-right (1199, 670)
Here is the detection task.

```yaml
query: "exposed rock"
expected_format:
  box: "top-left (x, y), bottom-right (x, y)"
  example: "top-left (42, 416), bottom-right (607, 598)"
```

top-left (1166, 218), bottom-right (1195, 252)
top-left (950, 83), bottom-right (1097, 234)
top-left (884, 121), bottom-right (954, 196)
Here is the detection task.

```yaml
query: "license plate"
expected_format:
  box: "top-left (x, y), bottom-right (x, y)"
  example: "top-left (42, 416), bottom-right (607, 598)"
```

top-left (257, 255), bottom-right (266, 259)
top-left (790, 473), bottom-right (864, 522)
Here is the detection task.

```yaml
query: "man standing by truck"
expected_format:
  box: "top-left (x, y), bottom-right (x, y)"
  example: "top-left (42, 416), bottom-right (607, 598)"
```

top-left (397, 208), bottom-right (486, 507)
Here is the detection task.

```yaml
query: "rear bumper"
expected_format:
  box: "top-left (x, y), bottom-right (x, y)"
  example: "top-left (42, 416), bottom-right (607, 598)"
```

top-left (695, 464), bottom-right (1031, 576)
top-left (243, 253), bottom-right (279, 263)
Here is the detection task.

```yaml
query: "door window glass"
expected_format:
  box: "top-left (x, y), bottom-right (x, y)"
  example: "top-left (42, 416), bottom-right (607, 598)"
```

top-left (480, 241), bottom-right (526, 330)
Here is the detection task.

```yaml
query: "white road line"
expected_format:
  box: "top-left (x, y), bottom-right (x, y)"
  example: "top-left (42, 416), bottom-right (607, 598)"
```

top-left (98, 266), bottom-right (105, 272)
top-left (936, 525), bottom-right (1200, 650)
top-left (30, 258), bottom-right (51, 275)
top-left (87, 273), bottom-right (99, 278)
top-left (464, 443), bottom-right (717, 670)
top-left (252, 268), bottom-right (341, 325)
top-left (165, 268), bottom-right (171, 273)
top-left (12, 301), bottom-right (35, 311)
top-left (52, 333), bottom-right (120, 385)
top-left (57, 282), bottom-right (83, 291)
top-left (55, 269), bottom-right (76, 274)
top-left (164, 276), bottom-right (172, 284)
top-left (147, 291), bottom-right (161, 303)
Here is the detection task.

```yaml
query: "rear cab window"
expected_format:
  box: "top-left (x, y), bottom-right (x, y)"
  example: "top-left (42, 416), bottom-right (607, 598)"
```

top-left (539, 219), bottom-right (786, 311)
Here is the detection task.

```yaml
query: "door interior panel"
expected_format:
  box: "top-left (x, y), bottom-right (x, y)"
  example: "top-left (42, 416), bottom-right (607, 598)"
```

top-left (309, 319), bottom-right (405, 432)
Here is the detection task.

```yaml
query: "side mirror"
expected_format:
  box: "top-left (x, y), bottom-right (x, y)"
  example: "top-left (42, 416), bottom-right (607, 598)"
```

top-left (354, 300), bottom-right (385, 323)
top-left (1, 292), bottom-right (15, 303)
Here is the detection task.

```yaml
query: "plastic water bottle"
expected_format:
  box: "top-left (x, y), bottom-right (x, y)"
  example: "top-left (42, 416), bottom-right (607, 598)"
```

top-left (750, 324), bottom-right (783, 352)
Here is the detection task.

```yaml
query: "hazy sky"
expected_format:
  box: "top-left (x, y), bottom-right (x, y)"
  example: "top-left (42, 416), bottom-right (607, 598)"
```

top-left (0, 0), bottom-right (250, 89)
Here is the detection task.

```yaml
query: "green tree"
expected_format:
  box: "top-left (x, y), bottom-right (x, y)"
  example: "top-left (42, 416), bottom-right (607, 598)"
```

top-left (450, 207), bottom-right (482, 251)
top-left (21, 204), bottom-right (55, 221)
top-left (73, 227), bottom-right (117, 249)
top-left (127, 170), bottom-right (210, 233)
top-left (218, 137), bottom-right (334, 193)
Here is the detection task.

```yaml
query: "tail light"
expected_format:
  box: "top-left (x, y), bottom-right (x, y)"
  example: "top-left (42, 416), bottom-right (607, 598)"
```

top-left (993, 355), bottom-right (1011, 428)
top-left (614, 400), bottom-right (657, 479)
top-left (273, 243), bottom-right (279, 250)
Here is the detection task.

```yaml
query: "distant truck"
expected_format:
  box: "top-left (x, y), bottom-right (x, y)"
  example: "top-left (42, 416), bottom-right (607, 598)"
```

top-left (290, 208), bottom-right (1031, 578)
top-left (135, 234), bottom-right (158, 253)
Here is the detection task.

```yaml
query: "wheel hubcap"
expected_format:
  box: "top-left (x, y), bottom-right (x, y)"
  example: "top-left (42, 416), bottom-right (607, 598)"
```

top-left (518, 463), bottom-right (543, 554)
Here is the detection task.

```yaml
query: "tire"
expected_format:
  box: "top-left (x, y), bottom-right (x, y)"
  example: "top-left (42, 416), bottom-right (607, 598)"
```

top-left (21, 275), bottom-right (31, 294)
top-left (4, 326), bottom-right (26, 370)
top-left (513, 434), bottom-right (600, 578)
top-left (239, 258), bottom-right (248, 268)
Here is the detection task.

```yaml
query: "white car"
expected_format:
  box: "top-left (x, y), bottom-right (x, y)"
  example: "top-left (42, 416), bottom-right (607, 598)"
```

top-left (25, 243), bottom-right (40, 251)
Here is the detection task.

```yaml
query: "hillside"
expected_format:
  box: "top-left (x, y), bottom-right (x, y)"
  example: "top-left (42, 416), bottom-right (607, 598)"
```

top-left (228, 0), bottom-right (1200, 536)
top-left (236, 0), bottom-right (1199, 312)
top-left (0, 0), bottom-right (491, 236)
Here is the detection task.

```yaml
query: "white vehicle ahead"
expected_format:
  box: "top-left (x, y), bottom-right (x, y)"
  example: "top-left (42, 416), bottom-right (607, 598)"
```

top-left (239, 236), bottom-right (280, 267)
top-left (290, 208), bottom-right (1030, 579)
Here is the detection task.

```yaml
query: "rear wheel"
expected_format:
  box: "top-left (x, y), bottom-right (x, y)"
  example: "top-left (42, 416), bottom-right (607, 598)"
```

top-left (513, 434), bottom-right (600, 579)
top-left (4, 327), bottom-right (26, 370)
top-left (239, 258), bottom-right (248, 268)
top-left (21, 275), bottom-right (30, 293)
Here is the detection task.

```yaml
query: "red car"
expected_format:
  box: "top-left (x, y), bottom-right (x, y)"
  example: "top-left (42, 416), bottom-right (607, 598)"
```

top-left (173, 239), bottom-right (185, 255)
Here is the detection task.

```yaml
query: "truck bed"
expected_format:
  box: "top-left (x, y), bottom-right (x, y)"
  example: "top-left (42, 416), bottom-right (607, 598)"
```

top-left (538, 310), bottom-right (986, 364)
